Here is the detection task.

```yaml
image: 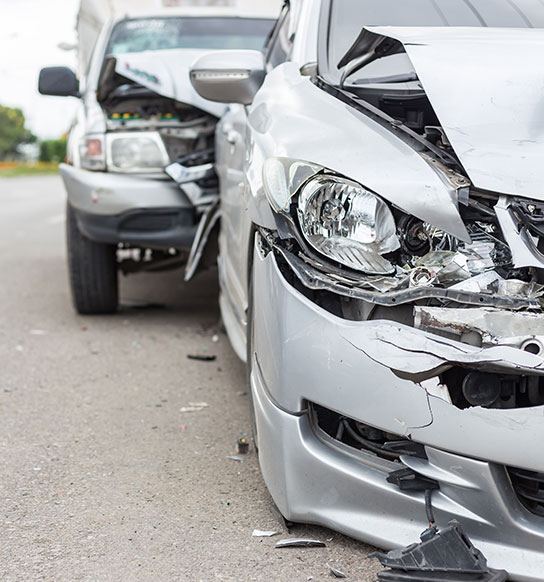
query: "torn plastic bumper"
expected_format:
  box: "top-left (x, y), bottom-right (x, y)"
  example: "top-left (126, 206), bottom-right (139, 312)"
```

top-left (250, 241), bottom-right (544, 581)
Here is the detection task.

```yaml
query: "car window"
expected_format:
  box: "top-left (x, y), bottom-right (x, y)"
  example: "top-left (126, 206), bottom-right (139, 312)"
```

top-left (266, 5), bottom-right (293, 68)
top-left (327, 0), bottom-right (544, 79)
top-left (106, 17), bottom-right (274, 55)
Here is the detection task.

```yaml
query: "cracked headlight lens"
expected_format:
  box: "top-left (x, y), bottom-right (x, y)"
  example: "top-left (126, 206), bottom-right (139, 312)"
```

top-left (106, 131), bottom-right (169, 173)
top-left (297, 175), bottom-right (399, 274)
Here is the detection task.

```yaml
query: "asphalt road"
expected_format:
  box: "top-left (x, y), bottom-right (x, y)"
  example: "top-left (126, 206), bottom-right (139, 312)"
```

top-left (0, 175), bottom-right (381, 582)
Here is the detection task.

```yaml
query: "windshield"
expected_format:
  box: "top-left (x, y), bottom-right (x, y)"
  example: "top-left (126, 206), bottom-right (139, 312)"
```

top-left (107, 17), bottom-right (274, 55)
top-left (325, 0), bottom-right (544, 83)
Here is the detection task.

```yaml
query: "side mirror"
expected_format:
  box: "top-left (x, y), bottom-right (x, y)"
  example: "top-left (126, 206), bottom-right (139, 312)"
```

top-left (38, 66), bottom-right (80, 97)
top-left (190, 50), bottom-right (265, 105)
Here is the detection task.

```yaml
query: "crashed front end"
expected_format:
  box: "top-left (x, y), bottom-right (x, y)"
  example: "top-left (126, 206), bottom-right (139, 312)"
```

top-left (248, 28), bottom-right (544, 582)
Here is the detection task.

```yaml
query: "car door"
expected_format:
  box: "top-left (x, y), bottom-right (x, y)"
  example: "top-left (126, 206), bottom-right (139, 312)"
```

top-left (216, 5), bottom-right (293, 351)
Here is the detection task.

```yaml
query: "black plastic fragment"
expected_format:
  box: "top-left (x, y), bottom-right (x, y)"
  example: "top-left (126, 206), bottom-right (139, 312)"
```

top-left (370, 522), bottom-right (508, 582)
top-left (187, 354), bottom-right (216, 361)
top-left (386, 467), bottom-right (439, 492)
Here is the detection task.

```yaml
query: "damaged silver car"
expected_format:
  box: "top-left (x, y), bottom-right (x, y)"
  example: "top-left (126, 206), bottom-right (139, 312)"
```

top-left (189, 0), bottom-right (544, 580)
top-left (38, 8), bottom-right (274, 314)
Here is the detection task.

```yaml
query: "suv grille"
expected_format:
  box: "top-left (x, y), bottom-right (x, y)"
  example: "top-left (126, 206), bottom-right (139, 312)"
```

top-left (508, 467), bottom-right (544, 517)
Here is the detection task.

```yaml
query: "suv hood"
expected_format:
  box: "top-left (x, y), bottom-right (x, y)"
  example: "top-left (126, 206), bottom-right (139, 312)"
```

top-left (97, 48), bottom-right (226, 118)
top-left (348, 26), bottom-right (544, 201)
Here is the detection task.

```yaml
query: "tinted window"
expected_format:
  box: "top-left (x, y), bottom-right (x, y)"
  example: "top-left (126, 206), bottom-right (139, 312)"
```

top-left (107, 17), bottom-right (274, 55)
top-left (328, 0), bottom-right (544, 73)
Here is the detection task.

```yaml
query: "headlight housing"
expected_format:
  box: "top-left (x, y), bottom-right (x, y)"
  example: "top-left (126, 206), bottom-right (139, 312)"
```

top-left (262, 158), bottom-right (400, 275)
top-left (106, 131), bottom-right (169, 173)
top-left (297, 175), bottom-right (399, 274)
top-left (79, 134), bottom-right (106, 171)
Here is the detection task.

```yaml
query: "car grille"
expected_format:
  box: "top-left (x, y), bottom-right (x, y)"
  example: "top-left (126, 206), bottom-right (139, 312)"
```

top-left (508, 467), bottom-right (544, 517)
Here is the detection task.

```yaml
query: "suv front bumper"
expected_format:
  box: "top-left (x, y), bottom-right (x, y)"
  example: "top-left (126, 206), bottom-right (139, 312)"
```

top-left (60, 164), bottom-right (197, 249)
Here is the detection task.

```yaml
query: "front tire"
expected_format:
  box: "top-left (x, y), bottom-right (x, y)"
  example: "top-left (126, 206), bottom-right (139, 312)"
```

top-left (66, 203), bottom-right (118, 314)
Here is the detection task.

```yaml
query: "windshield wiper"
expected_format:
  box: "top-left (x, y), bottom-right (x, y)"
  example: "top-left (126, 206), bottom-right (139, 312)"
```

top-left (351, 72), bottom-right (419, 85)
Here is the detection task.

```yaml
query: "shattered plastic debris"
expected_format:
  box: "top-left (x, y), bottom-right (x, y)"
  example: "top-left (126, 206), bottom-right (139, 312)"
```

top-left (497, 278), bottom-right (544, 299)
top-left (275, 538), bottom-right (326, 548)
top-left (226, 455), bottom-right (244, 462)
top-left (370, 522), bottom-right (508, 582)
top-left (212, 334), bottom-right (219, 343)
top-left (29, 329), bottom-right (47, 335)
top-left (179, 402), bottom-right (208, 413)
top-left (414, 251), bottom-right (470, 286)
top-left (237, 437), bottom-right (249, 454)
top-left (187, 354), bottom-right (217, 361)
top-left (326, 562), bottom-right (347, 578)
top-left (252, 529), bottom-right (279, 537)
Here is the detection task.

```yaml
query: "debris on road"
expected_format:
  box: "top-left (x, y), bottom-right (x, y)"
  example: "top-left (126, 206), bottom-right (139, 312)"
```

top-left (212, 334), bottom-right (219, 343)
top-left (252, 529), bottom-right (279, 537)
top-left (237, 437), bottom-right (249, 454)
top-left (326, 562), bottom-right (346, 578)
top-left (29, 329), bottom-right (47, 335)
top-left (179, 402), bottom-right (208, 413)
top-left (187, 354), bottom-right (216, 361)
top-left (370, 522), bottom-right (508, 582)
top-left (275, 538), bottom-right (326, 548)
top-left (226, 455), bottom-right (244, 462)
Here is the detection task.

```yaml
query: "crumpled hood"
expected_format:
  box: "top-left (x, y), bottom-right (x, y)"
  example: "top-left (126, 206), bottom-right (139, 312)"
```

top-left (99, 48), bottom-right (226, 118)
top-left (361, 26), bottom-right (544, 201)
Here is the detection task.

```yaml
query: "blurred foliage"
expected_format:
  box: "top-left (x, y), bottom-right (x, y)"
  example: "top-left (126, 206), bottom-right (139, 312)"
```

top-left (0, 161), bottom-right (59, 177)
top-left (0, 105), bottom-right (36, 160)
top-left (39, 138), bottom-right (67, 163)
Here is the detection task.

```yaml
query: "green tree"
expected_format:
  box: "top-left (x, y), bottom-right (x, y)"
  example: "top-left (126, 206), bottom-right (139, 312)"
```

top-left (39, 138), bottom-right (67, 163)
top-left (0, 105), bottom-right (36, 160)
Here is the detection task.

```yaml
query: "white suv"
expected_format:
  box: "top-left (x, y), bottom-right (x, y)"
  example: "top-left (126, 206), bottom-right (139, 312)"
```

top-left (39, 8), bottom-right (274, 314)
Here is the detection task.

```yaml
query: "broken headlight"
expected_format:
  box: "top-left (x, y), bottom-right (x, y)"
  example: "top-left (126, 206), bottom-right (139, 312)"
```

top-left (106, 131), bottom-right (169, 173)
top-left (262, 158), bottom-right (400, 275)
top-left (297, 175), bottom-right (400, 274)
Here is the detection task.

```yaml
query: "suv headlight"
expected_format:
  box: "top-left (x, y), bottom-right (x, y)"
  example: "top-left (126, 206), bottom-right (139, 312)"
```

top-left (263, 157), bottom-right (399, 275)
top-left (106, 131), bottom-right (169, 173)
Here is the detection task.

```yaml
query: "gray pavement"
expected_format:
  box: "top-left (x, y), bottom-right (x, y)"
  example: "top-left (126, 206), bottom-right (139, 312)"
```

top-left (0, 175), bottom-right (380, 581)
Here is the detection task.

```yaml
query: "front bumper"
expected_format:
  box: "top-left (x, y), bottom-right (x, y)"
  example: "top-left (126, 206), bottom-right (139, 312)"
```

top-left (251, 242), bottom-right (544, 582)
top-left (60, 164), bottom-right (197, 249)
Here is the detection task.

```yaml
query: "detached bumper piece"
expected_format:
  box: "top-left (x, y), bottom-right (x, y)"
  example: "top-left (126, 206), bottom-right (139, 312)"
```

top-left (370, 523), bottom-right (508, 582)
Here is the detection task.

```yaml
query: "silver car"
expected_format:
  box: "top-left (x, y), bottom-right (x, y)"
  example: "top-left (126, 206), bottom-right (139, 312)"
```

top-left (189, 0), bottom-right (544, 580)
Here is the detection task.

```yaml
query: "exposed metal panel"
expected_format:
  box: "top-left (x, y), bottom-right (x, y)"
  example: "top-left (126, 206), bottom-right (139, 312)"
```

top-left (366, 26), bottom-right (544, 200)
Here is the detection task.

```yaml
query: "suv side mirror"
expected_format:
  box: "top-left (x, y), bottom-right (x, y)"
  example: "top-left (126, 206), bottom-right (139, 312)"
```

top-left (190, 50), bottom-right (265, 105)
top-left (39, 66), bottom-right (80, 97)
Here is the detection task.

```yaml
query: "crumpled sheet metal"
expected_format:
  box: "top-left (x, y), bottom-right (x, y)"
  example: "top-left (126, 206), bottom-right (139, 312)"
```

top-left (343, 322), bottom-right (544, 379)
top-left (415, 306), bottom-right (544, 348)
